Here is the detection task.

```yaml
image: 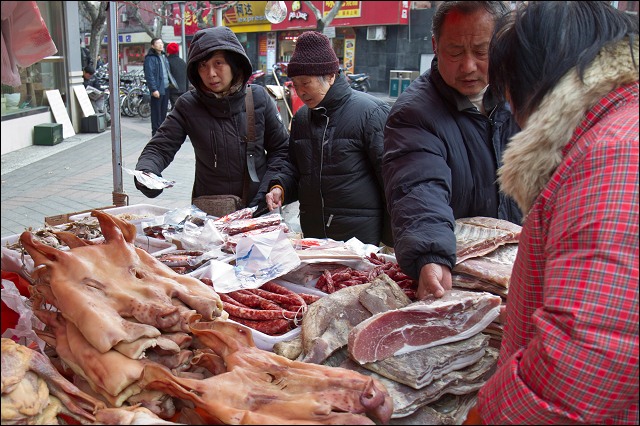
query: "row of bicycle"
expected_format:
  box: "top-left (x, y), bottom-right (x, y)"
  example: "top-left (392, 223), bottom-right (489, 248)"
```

top-left (92, 66), bottom-right (152, 119)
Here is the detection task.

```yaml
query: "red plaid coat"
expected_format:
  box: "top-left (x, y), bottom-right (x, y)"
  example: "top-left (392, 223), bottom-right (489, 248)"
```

top-left (479, 80), bottom-right (639, 424)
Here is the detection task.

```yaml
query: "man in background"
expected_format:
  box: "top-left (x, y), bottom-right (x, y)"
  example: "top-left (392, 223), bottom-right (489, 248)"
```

top-left (165, 42), bottom-right (189, 109)
top-left (144, 38), bottom-right (177, 136)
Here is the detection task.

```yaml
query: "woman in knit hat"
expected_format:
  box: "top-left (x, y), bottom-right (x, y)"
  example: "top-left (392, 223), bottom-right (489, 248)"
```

top-left (264, 31), bottom-right (393, 246)
top-left (134, 26), bottom-right (290, 216)
top-left (165, 42), bottom-right (189, 108)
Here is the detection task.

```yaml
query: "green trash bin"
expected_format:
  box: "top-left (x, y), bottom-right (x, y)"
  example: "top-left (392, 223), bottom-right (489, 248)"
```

top-left (389, 70), bottom-right (419, 97)
top-left (389, 70), bottom-right (403, 97)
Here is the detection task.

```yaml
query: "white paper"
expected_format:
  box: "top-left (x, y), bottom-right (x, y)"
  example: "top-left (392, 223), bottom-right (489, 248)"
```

top-left (44, 89), bottom-right (75, 139)
top-left (199, 230), bottom-right (300, 293)
top-left (123, 167), bottom-right (175, 189)
top-left (73, 85), bottom-right (96, 117)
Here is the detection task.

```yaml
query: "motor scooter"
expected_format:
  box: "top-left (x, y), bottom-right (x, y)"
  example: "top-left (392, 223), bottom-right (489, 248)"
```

top-left (346, 72), bottom-right (371, 93)
top-left (268, 62), bottom-right (289, 85)
top-left (248, 69), bottom-right (267, 86)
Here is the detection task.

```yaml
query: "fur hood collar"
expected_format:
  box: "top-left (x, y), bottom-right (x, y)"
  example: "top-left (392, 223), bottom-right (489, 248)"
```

top-left (498, 39), bottom-right (639, 214)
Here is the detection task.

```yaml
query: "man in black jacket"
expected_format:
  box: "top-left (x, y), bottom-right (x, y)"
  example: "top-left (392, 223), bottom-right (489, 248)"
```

top-left (143, 38), bottom-right (177, 136)
top-left (264, 31), bottom-right (392, 247)
top-left (383, 1), bottom-right (522, 299)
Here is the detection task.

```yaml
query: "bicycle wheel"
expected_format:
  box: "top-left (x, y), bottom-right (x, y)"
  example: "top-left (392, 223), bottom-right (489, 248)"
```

top-left (120, 93), bottom-right (134, 117)
top-left (126, 88), bottom-right (144, 117)
top-left (138, 99), bottom-right (151, 118)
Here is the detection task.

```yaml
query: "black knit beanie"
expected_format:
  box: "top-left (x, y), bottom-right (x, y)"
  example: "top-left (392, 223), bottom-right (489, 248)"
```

top-left (287, 31), bottom-right (340, 77)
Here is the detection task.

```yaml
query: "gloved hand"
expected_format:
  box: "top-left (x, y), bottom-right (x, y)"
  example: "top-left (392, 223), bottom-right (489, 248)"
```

top-left (134, 170), bottom-right (163, 198)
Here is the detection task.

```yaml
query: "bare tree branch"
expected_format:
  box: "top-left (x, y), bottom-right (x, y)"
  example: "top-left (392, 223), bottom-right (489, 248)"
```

top-left (79, 1), bottom-right (108, 68)
top-left (304, 1), bottom-right (343, 32)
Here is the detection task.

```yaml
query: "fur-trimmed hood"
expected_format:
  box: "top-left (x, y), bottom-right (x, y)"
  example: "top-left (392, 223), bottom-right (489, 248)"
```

top-left (498, 39), bottom-right (639, 214)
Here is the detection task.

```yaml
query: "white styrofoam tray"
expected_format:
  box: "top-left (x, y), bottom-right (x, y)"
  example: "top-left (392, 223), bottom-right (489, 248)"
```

top-left (189, 266), bottom-right (326, 352)
top-left (238, 280), bottom-right (326, 352)
top-left (68, 204), bottom-right (171, 233)
top-left (133, 235), bottom-right (176, 256)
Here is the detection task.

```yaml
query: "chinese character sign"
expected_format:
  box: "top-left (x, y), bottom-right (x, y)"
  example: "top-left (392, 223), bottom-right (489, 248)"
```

top-left (324, 1), bottom-right (361, 18)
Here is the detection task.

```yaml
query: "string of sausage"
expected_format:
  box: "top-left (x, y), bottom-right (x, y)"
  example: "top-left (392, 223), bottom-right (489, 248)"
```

top-left (200, 278), bottom-right (321, 335)
top-left (315, 252), bottom-right (418, 300)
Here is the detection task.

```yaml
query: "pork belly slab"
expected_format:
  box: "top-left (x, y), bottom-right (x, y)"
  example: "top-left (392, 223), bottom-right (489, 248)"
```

top-left (348, 290), bottom-right (501, 364)
top-left (455, 216), bottom-right (521, 264)
top-left (362, 332), bottom-right (490, 389)
top-left (453, 243), bottom-right (517, 288)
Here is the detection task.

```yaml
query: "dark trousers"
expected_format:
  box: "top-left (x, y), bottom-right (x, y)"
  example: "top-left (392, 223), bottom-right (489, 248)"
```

top-left (150, 91), bottom-right (169, 136)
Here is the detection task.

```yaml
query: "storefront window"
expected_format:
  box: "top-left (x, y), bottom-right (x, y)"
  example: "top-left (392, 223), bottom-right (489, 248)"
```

top-left (1, 1), bottom-right (66, 119)
top-left (122, 45), bottom-right (146, 72)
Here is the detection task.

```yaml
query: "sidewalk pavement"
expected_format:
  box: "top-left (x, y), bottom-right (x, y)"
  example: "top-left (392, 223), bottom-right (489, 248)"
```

top-left (1, 92), bottom-right (396, 238)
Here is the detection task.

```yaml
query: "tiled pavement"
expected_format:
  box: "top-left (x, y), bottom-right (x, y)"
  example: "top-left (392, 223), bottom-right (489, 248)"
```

top-left (1, 92), bottom-right (395, 238)
top-left (1, 116), bottom-right (196, 238)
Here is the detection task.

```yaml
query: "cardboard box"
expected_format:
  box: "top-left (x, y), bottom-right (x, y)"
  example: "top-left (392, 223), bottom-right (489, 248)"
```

top-left (45, 205), bottom-right (116, 226)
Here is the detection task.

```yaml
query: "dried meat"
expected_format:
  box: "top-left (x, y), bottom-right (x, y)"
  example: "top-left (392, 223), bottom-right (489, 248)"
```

top-left (455, 217), bottom-right (521, 263)
top-left (348, 290), bottom-right (501, 364)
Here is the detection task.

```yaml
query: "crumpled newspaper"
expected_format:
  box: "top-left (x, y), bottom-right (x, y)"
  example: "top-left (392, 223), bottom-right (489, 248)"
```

top-left (123, 167), bottom-right (175, 190)
top-left (193, 230), bottom-right (301, 293)
top-left (1, 279), bottom-right (46, 353)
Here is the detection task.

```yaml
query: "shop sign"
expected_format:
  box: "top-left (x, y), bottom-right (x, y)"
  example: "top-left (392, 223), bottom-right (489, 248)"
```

top-left (102, 35), bottom-right (133, 43)
top-left (272, 1), bottom-right (408, 30)
top-left (223, 2), bottom-right (270, 26)
top-left (288, 1), bottom-right (309, 21)
top-left (324, 1), bottom-right (361, 18)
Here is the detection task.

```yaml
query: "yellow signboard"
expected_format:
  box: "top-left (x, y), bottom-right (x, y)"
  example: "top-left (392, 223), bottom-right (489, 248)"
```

top-left (324, 1), bottom-right (361, 18)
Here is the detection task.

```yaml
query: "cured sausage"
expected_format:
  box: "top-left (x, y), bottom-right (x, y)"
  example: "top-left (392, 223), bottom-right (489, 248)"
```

top-left (260, 281), bottom-right (307, 308)
top-left (221, 301), bottom-right (301, 321)
top-left (219, 293), bottom-right (249, 308)
top-left (227, 315), bottom-right (291, 335)
top-left (299, 293), bottom-right (321, 305)
top-left (228, 290), bottom-right (282, 311)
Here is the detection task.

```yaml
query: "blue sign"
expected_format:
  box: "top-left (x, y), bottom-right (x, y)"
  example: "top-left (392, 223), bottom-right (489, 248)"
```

top-left (103, 34), bottom-right (133, 43)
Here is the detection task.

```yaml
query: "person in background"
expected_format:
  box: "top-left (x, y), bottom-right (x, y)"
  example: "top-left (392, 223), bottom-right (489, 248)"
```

top-left (382, 1), bottom-right (521, 299)
top-left (143, 38), bottom-right (177, 136)
top-left (134, 27), bottom-right (290, 213)
top-left (467, 2), bottom-right (638, 424)
top-left (81, 45), bottom-right (92, 69)
top-left (165, 42), bottom-right (189, 108)
top-left (82, 65), bottom-right (109, 125)
top-left (263, 31), bottom-right (393, 247)
top-left (82, 65), bottom-right (98, 89)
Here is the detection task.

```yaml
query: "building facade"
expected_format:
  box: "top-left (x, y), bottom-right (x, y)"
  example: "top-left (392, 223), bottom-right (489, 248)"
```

top-left (2, 1), bottom-right (87, 155)
top-left (3, 1), bottom-right (637, 155)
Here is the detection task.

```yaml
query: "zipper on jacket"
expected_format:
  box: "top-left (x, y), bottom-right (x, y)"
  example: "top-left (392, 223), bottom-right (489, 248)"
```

top-left (317, 109), bottom-right (330, 235)
top-left (210, 129), bottom-right (218, 168)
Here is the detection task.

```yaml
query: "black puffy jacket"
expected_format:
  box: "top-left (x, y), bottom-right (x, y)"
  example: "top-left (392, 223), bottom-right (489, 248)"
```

top-left (383, 58), bottom-right (523, 278)
top-left (136, 27), bottom-right (290, 205)
top-left (271, 75), bottom-right (392, 246)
